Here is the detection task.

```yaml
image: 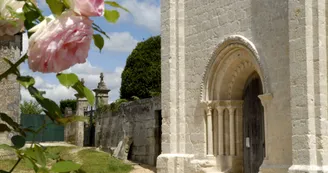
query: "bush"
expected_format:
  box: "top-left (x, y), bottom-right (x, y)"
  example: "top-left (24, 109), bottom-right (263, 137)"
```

top-left (120, 35), bottom-right (161, 100)
top-left (20, 100), bottom-right (43, 115)
top-left (59, 99), bottom-right (77, 114)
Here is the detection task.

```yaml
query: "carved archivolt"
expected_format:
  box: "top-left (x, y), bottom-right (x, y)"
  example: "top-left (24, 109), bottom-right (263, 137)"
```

top-left (200, 35), bottom-right (269, 101)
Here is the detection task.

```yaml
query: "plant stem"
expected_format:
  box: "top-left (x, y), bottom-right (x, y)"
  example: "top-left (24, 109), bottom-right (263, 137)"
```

top-left (9, 158), bottom-right (21, 173)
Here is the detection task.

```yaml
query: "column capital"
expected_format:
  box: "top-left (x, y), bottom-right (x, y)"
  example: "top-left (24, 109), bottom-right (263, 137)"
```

top-left (200, 100), bottom-right (214, 108)
top-left (213, 100), bottom-right (243, 108)
top-left (258, 93), bottom-right (273, 108)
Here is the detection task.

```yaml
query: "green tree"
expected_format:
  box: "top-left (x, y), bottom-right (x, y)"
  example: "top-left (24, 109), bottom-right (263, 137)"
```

top-left (120, 35), bottom-right (161, 100)
top-left (20, 100), bottom-right (43, 115)
top-left (59, 99), bottom-right (77, 114)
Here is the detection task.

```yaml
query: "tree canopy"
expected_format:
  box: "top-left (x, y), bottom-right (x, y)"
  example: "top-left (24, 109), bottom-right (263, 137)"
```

top-left (120, 35), bottom-right (161, 100)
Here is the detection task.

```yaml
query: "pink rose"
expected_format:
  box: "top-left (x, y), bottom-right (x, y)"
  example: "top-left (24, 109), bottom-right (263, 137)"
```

top-left (68, 0), bottom-right (104, 17)
top-left (0, 0), bottom-right (25, 36)
top-left (28, 11), bottom-right (93, 73)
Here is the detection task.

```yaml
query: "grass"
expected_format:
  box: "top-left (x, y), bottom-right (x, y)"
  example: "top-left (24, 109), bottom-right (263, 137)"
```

top-left (77, 149), bottom-right (133, 173)
top-left (0, 146), bottom-right (133, 173)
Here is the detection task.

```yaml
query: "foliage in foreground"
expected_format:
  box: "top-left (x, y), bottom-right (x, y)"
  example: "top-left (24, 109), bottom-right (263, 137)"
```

top-left (0, 146), bottom-right (132, 173)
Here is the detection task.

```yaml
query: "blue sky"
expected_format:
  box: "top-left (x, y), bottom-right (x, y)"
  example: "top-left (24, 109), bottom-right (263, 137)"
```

top-left (21, 0), bottom-right (160, 104)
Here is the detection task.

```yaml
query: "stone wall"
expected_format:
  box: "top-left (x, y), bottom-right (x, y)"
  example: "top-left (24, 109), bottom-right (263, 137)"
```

top-left (0, 34), bottom-right (22, 159)
top-left (96, 97), bottom-right (161, 166)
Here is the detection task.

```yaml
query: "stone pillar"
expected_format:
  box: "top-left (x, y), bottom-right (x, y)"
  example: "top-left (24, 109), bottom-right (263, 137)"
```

top-left (205, 104), bottom-right (214, 156)
top-left (228, 107), bottom-right (235, 156)
top-left (0, 34), bottom-right (22, 159)
top-left (156, 0), bottom-right (195, 171)
top-left (213, 100), bottom-right (243, 173)
top-left (75, 78), bottom-right (90, 146)
top-left (93, 73), bottom-right (110, 108)
top-left (288, 0), bottom-right (328, 172)
top-left (64, 107), bottom-right (73, 143)
top-left (216, 106), bottom-right (225, 156)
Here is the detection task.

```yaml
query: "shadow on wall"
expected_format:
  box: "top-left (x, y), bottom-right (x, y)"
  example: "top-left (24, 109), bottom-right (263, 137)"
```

top-left (95, 96), bottom-right (162, 166)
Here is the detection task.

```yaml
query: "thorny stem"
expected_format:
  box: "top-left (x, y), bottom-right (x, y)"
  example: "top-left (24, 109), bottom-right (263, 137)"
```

top-left (9, 158), bottom-right (21, 173)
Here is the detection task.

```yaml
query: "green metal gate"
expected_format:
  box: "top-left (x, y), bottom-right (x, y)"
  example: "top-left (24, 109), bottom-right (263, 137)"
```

top-left (20, 114), bottom-right (64, 142)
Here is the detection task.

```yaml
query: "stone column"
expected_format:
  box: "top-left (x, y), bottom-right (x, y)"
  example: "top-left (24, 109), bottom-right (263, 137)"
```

top-left (216, 106), bottom-right (225, 156)
top-left (0, 34), bottom-right (22, 159)
top-left (228, 107), bottom-right (235, 156)
top-left (93, 73), bottom-right (110, 108)
top-left (288, 0), bottom-right (328, 172)
top-left (75, 79), bottom-right (90, 146)
top-left (205, 105), bottom-right (214, 156)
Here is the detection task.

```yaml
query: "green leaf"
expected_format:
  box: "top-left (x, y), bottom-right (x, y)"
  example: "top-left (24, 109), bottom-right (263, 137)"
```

top-left (34, 145), bottom-right (46, 167)
top-left (56, 73), bottom-right (79, 88)
top-left (38, 167), bottom-right (49, 173)
top-left (28, 86), bottom-right (62, 121)
top-left (0, 123), bottom-right (11, 132)
top-left (17, 76), bottom-right (35, 88)
top-left (56, 116), bottom-right (89, 125)
top-left (11, 135), bottom-right (26, 149)
top-left (105, 1), bottom-right (129, 12)
top-left (24, 148), bottom-right (37, 160)
top-left (93, 34), bottom-right (104, 52)
top-left (83, 86), bottom-right (95, 105)
top-left (72, 81), bottom-right (95, 105)
top-left (92, 23), bottom-right (110, 39)
top-left (0, 113), bottom-right (19, 129)
top-left (51, 161), bottom-right (81, 172)
top-left (46, 0), bottom-right (65, 16)
top-left (0, 170), bottom-right (10, 173)
top-left (23, 156), bottom-right (39, 172)
top-left (104, 10), bottom-right (120, 23)
top-left (22, 2), bottom-right (43, 29)
top-left (0, 144), bottom-right (15, 151)
top-left (45, 151), bottom-right (59, 160)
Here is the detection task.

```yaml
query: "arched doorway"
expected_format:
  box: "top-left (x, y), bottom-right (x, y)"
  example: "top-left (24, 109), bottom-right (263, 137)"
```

top-left (243, 74), bottom-right (265, 173)
top-left (200, 36), bottom-right (271, 173)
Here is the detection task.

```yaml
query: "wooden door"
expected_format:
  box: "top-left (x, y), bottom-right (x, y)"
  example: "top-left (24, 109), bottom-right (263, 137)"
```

top-left (243, 76), bottom-right (265, 173)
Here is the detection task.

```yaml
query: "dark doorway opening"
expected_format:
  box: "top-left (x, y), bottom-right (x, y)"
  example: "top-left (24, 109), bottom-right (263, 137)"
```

top-left (154, 110), bottom-right (162, 166)
top-left (242, 74), bottom-right (265, 173)
top-left (84, 107), bottom-right (95, 147)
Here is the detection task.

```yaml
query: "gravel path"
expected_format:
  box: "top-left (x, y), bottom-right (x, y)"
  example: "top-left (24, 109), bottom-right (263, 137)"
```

top-left (125, 161), bottom-right (156, 173)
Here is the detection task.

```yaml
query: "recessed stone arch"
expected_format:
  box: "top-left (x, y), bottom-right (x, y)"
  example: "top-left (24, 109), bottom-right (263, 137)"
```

top-left (200, 35), bottom-right (270, 101)
top-left (199, 35), bottom-right (273, 173)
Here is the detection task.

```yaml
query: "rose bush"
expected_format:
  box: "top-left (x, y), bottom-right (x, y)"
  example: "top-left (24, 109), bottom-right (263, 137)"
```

top-left (28, 11), bottom-right (93, 73)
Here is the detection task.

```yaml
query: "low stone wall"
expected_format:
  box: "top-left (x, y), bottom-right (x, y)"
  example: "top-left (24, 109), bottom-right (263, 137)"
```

top-left (95, 96), bottom-right (161, 166)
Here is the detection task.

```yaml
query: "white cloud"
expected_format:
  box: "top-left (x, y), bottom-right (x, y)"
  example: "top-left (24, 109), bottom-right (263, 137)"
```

top-left (103, 32), bottom-right (139, 52)
top-left (118, 0), bottom-right (160, 34)
top-left (21, 61), bottom-right (123, 104)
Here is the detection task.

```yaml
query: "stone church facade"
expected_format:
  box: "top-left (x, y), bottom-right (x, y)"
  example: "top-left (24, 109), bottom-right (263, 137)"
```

top-left (157, 0), bottom-right (327, 173)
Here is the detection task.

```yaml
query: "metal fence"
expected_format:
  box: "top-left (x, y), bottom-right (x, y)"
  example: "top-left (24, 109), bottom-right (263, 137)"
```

top-left (20, 114), bottom-right (64, 142)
